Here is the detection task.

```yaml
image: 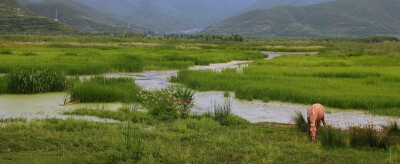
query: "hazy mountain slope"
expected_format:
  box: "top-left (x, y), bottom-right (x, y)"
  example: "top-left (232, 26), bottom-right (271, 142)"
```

top-left (71, 0), bottom-right (260, 32)
top-left (202, 0), bottom-right (400, 37)
top-left (19, 0), bottom-right (149, 33)
top-left (0, 0), bottom-right (79, 34)
top-left (247, 0), bottom-right (334, 10)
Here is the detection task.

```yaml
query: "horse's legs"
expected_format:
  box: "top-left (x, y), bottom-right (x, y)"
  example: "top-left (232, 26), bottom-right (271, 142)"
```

top-left (316, 120), bottom-right (321, 135)
top-left (307, 118), bottom-right (311, 137)
top-left (322, 117), bottom-right (326, 127)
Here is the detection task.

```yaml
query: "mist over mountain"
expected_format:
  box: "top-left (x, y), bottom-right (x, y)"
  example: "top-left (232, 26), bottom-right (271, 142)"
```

top-left (19, 0), bottom-right (332, 33)
top-left (203, 0), bottom-right (400, 37)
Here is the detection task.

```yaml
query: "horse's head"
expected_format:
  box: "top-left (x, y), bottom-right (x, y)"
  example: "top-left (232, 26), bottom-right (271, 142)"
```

top-left (310, 125), bottom-right (317, 140)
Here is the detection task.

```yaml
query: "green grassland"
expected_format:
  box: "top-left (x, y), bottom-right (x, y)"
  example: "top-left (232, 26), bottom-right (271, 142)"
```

top-left (0, 114), bottom-right (398, 163)
top-left (0, 35), bottom-right (266, 75)
top-left (1, 35), bottom-right (400, 163)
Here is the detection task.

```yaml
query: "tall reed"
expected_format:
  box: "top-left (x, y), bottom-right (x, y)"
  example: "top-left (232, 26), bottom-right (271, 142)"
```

top-left (6, 67), bottom-right (67, 94)
top-left (69, 77), bottom-right (141, 103)
top-left (291, 111), bottom-right (308, 132)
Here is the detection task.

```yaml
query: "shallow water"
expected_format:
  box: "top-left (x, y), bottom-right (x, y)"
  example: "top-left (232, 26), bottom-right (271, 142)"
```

top-left (1, 51), bottom-right (399, 128)
top-left (0, 92), bottom-right (119, 122)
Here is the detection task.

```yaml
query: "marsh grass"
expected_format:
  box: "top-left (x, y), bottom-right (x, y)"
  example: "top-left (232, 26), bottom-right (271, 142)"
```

top-left (0, 76), bottom-right (6, 94)
top-left (64, 52), bottom-right (78, 56)
top-left (0, 49), bottom-right (12, 54)
top-left (64, 107), bottom-right (155, 124)
top-left (208, 100), bottom-right (249, 126)
top-left (319, 127), bottom-right (348, 149)
top-left (382, 121), bottom-right (400, 136)
top-left (292, 111), bottom-right (308, 132)
top-left (349, 125), bottom-right (391, 149)
top-left (0, 117), bottom-right (399, 163)
top-left (69, 77), bottom-right (141, 103)
top-left (6, 67), bottom-right (67, 94)
top-left (21, 52), bottom-right (37, 56)
top-left (0, 117), bottom-right (27, 123)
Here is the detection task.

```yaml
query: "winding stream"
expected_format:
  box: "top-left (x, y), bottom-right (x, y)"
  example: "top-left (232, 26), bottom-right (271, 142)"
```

top-left (1, 51), bottom-right (399, 128)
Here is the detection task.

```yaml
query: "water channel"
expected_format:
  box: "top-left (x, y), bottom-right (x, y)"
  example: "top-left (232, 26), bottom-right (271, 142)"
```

top-left (1, 51), bottom-right (399, 128)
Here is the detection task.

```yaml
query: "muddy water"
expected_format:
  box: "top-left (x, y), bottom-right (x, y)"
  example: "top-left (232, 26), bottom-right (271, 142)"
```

top-left (1, 51), bottom-right (399, 128)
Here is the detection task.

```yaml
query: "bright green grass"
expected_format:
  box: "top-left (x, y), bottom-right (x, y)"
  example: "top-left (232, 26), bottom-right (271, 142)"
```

top-left (69, 77), bottom-right (141, 103)
top-left (173, 52), bottom-right (400, 116)
top-left (0, 117), bottom-right (398, 163)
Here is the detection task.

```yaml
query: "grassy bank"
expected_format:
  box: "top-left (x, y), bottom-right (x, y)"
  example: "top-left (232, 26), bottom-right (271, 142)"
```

top-left (0, 115), bottom-right (398, 163)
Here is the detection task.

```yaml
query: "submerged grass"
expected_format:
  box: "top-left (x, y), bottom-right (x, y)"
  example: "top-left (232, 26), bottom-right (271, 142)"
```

top-left (64, 106), bottom-right (155, 124)
top-left (69, 77), bottom-right (141, 103)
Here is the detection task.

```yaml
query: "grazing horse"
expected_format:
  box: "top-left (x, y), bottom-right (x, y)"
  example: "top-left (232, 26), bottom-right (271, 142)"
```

top-left (307, 103), bottom-right (326, 140)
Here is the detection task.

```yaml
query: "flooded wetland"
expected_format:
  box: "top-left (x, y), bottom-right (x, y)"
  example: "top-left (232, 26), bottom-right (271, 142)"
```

top-left (0, 35), bottom-right (399, 163)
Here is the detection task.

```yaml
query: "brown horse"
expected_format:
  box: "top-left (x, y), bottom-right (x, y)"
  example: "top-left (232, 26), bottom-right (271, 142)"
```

top-left (307, 103), bottom-right (326, 140)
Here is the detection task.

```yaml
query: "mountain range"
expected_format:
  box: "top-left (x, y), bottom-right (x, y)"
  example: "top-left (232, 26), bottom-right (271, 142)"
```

top-left (18, 0), bottom-right (331, 33)
top-left (202, 0), bottom-right (400, 37)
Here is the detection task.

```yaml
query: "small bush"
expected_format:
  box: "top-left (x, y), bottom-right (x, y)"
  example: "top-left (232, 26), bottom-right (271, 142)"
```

top-left (291, 111), bottom-right (308, 132)
top-left (6, 67), bottom-right (67, 94)
top-left (319, 127), bottom-right (348, 149)
top-left (349, 126), bottom-right (390, 149)
top-left (139, 86), bottom-right (195, 120)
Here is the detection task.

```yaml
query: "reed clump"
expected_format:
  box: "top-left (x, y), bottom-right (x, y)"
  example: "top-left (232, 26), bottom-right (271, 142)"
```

top-left (69, 77), bottom-right (141, 103)
top-left (6, 67), bottom-right (67, 94)
top-left (349, 125), bottom-right (391, 149)
top-left (291, 111), bottom-right (308, 132)
top-left (319, 127), bottom-right (348, 148)
top-left (207, 100), bottom-right (249, 126)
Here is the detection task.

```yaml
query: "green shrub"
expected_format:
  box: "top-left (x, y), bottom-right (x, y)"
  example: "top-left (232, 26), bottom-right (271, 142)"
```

top-left (6, 67), bottom-right (67, 94)
top-left (319, 127), bottom-right (348, 149)
top-left (291, 111), bottom-right (308, 132)
top-left (139, 86), bottom-right (195, 120)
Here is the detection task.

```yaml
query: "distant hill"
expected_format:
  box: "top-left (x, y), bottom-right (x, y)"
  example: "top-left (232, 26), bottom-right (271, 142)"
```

top-left (202, 0), bottom-right (400, 37)
top-left (19, 0), bottom-right (150, 34)
top-left (0, 0), bottom-right (79, 34)
top-left (69, 0), bottom-right (259, 33)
